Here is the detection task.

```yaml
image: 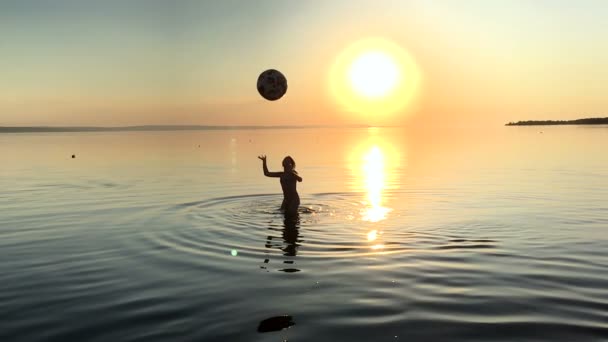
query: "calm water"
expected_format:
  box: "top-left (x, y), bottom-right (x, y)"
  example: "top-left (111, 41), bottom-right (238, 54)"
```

top-left (1, 126), bottom-right (608, 341)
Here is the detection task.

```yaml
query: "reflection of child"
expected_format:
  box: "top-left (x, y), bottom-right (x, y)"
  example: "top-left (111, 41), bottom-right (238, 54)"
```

top-left (258, 155), bottom-right (302, 216)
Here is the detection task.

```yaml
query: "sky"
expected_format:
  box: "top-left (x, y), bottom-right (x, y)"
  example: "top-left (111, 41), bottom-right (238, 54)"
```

top-left (1, 0), bottom-right (607, 127)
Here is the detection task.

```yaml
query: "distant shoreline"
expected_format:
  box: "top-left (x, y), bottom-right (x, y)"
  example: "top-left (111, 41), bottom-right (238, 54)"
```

top-left (506, 117), bottom-right (608, 126)
top-left (0, 124), bottom-right (371, 133)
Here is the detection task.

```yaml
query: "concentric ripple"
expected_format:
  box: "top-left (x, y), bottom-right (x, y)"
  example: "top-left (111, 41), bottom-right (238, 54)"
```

top-left (130, 192), bottom-right (539, 279)
top-left (125, 191), bottom-right (608, 341)
top-left (135, 192), bottom-right (428, 275)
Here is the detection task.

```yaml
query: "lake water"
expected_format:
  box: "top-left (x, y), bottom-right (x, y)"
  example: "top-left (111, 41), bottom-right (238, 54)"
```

top-left (1, 126), bottom-right (608, 341)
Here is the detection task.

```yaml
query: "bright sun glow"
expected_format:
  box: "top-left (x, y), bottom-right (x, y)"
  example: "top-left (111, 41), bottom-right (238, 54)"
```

top-left (330, 37), bottom-right (422, 121)
top-left (349, 51), bottom-right (400, 99)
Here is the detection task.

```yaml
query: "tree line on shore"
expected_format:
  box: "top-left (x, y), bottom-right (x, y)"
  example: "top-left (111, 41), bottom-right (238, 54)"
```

top-left (506, 117), bottom-right (608, 126)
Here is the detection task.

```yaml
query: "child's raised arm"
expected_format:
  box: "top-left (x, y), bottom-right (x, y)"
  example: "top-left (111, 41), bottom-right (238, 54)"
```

top-left (258, 155), bottom-right (283, 177)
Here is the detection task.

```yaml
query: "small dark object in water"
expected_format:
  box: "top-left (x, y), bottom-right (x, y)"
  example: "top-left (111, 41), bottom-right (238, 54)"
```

top-left (72, 154), bottom-right (75, 158)
top-left (257, 315), bottom-right (295, 333)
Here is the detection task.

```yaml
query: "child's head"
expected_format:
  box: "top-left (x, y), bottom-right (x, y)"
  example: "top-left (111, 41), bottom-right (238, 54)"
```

top-left (282, 156), bottom-right (296, 170)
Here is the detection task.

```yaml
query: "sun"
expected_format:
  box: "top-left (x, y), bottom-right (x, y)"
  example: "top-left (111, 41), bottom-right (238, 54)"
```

top-left (329, 37), bottom-right (422, 121)
top-left (349, 51), bottom-right (401, 99)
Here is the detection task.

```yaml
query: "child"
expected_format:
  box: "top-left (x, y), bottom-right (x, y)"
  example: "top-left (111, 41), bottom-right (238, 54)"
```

top-left (258, 155), bottom-right (302, 216)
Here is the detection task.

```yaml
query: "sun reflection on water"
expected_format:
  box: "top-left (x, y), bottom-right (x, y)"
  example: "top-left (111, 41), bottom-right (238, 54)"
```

top-left (368, 230), bottom-right (385, 250)
top-left (370, 244), bottom-right (385, 250)
top-left (347, 128), bottom-right (404, 251)
top-left (361, 146), bottom-right (392, 222)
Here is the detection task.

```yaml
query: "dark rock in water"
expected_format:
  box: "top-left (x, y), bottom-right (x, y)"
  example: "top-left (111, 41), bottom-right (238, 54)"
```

top-left (257, 315), bottom-right (295, 333)
top-left (71, 154), bottom-right (75, 158)
top-left (279, 268), bottom-right (300, 273)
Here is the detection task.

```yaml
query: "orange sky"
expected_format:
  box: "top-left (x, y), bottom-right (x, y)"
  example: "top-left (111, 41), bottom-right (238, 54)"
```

top-left (1, 1), bottom-right (607, 128)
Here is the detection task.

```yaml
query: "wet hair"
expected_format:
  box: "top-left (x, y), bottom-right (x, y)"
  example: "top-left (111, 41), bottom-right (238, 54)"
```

top-left (282, 156), bottom-right (296, 169)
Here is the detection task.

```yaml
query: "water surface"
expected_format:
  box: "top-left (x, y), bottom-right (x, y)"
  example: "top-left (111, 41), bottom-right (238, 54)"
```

top-left (1, 126), bottom-right (608, 341)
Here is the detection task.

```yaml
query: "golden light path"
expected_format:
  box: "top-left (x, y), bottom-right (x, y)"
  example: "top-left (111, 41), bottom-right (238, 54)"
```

top-left (348, 128), bottom-right (403, 251)
top-left (361, 146), bottom-right (391, 223)
top-left (363, 145), bottom-right (390, 251)
top-left (329, 37), bottom-right (422, 120)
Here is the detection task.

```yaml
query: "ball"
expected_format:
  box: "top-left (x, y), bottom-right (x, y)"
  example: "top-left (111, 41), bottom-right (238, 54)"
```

top-left (257, 69), bottom-right (287, 101)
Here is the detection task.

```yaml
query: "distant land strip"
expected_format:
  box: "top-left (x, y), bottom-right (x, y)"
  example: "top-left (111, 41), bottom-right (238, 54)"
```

top-left (0, 124), bottom-right (371, 133)
top-left (506, 117), bottom-right (608, 126)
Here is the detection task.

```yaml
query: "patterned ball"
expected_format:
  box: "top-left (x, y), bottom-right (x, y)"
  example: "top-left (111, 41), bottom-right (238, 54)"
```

top-left (257, 69), bottom-right (287, 101)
